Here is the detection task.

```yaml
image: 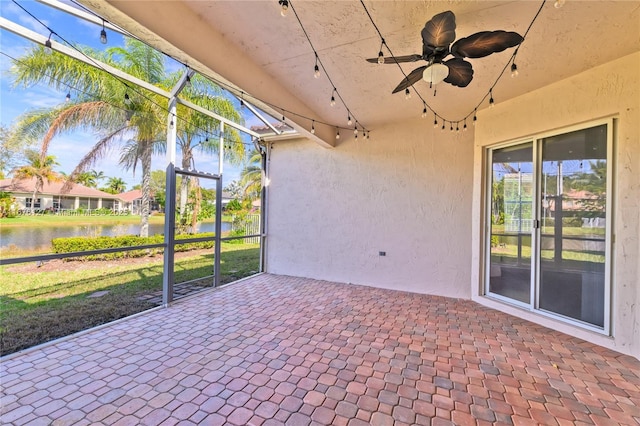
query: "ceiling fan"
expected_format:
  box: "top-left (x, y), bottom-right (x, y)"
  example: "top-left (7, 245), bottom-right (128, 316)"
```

top-left (367, 10), bottom-right (524, 93)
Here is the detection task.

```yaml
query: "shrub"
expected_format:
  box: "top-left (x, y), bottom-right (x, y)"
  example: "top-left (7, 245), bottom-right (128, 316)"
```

top-left (52, 232), bottom-right (216, 261)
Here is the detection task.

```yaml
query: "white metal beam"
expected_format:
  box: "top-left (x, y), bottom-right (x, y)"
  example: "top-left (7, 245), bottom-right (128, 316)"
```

top-left (0, 16), bottom-right (261, 139)
top-left (37, 0), bottom-right (128, 35)
top-left (176, 97), bottom-right (260, 138)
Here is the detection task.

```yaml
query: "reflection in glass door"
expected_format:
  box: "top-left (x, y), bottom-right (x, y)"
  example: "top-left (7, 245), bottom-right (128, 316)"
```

top-left (538, 125), bottom-right (608, 327)
top-left (488, 143), bottom-right (533, 304)
top-left (485, 122), bottom-right (611, 331)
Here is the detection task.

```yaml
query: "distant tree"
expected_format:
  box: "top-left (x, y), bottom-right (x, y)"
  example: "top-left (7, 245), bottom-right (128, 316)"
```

top-left (90, 170), bottom-right (106, 185)
top-left (240, 149), bottom-right (263, 202)
top-left (149, 170), bottom-right (166, 209)
top-left (105, 176), bottom-right (126, 194)
top-left (0, 125), bottom-right (33, 177)
top-left (75, 171), bottom-right (97, 188)
top-left (12, 150), bottom-right (60, 214)
top-left (224, 180), bottom-right (243, 199)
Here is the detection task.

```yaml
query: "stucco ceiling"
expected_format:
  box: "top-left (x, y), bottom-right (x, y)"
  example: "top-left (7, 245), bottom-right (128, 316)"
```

top-left (81, 0), bottom-right (639, 144)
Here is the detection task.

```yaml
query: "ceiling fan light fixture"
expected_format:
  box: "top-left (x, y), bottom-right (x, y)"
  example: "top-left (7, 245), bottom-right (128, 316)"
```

top-left (422, 63), bottom-right (449, 85)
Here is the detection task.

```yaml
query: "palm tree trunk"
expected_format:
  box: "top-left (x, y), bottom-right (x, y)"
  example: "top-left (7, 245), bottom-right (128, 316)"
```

top-left (179, 157), bottom-right (190, 226)
top-left (30, 188), bottom-right (38, 215)
top-left (190, 179), bottom-right (201, 231)
top-left (139, 141), bottom-right (152, 238)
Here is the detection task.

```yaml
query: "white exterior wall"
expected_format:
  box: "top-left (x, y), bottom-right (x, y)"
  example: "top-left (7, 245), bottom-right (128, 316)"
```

top-left (471, 52), bottom-right (640, 358)
top-left (266, 121), bottom-right (474, 299)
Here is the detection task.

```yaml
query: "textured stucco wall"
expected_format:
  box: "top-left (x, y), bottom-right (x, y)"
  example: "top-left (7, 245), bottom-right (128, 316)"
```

top-left (471, 52), bottom-right (640, 358)
top-left (266, 121), bottom-right (474, 298)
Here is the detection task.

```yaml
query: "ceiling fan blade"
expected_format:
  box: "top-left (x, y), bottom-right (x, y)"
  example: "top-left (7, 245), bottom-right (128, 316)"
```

top-left (391, 66), bottom-right (428, 94)
top-left (421, 11), bottom-right (456, 53)
top-left (450, 30), bottom-right (524, 58)
top-left (366, 54), bottom-right (423, 64)
top-left (443, 58), bottom-right (473, 87)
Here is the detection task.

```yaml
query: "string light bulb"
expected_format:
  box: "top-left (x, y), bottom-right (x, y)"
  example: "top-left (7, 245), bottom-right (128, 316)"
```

top-left (377, 40), bottom-right (386, 64)
top-left (489, 89), bottom-right (495, 108)
top-left (405, 88), bottom-right (411, 100)
top-left (511, 62), bottom-right (519, 78)
top-left (450, 122), bottom-right (454, 132)
top-left (44, 33), bottom-right (53, 54)
top-left (124, 93), bottom-right (131, 105)
top-left (441, 122), bottom-right (445, 132)
top-left (463, 120), bottom-right (468, 131)
top-left (330, 89), bottom-right (336, 107)
top-left (314, 55), bottom-right (320, 78)
top-left (433, 117), bottom-right (438, 128)
top-left (422, 105), bottom-right (428, 118)
top-left (336, 129), bottom-right (340, 140)
top-left (554, 0), bottom-right (565, 8)
top-left (473, 109), bottom-right (478, 126)
top-left (347, 114), bottom-right (352, 126)
top-left (311, 121), bottom-right (315, 134)
top-left (185, 75), bottom-right (192, 87)
top-left (278, 0), bottom-right (289, 16)
top-left (65, 92), bottom-right (71, 102)
top-left (456, 123), bottom-right (460, 132)
top-left (354, 125), bottom-right (358, 136)
top-left (100, 21), bottom-right (107, 44)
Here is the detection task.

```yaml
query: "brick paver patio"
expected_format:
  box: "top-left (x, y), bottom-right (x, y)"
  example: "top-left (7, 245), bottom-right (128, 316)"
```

top-left (2, 274), bottom-right (640, 425)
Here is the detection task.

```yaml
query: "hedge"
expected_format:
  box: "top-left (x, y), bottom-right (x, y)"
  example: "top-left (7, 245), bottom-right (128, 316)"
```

top-left (52, 233), bottom-right (215, 261)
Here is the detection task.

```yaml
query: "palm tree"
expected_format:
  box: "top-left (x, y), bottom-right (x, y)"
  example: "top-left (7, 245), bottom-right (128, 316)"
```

top-left (239, 149), bottom-right (263, 202)
top-left (12, 40), bottom-right (244, 236)
top-left (90, 170), bottom-right (106, 186)
top-left (12, 150), bottom-right (60, 215)
top-left (105, 176), bottom-right (127, 194)
top-left (11, 40), bottom-right (166, 236)
top-left (75, 171), bottom-right (97, 188)
top-left (162, 72), bottom-right (245, 230)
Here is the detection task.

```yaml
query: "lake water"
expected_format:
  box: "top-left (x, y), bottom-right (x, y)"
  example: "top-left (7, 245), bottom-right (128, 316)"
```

top-left (0, 221), bottom-right (231, 250)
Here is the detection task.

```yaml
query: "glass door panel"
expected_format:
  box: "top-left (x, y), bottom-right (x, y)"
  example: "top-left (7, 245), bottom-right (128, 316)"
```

top-left (538, 125), bottom-right (608, 327)
top-left (488, 143), bottom-right (533, 304)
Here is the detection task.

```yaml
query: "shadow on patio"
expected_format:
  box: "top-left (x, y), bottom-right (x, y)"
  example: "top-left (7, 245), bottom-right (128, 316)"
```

top-left (2, 274), bottom-right (640, 425)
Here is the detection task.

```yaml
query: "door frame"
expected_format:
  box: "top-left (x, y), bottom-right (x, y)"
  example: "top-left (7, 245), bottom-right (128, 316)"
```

top-left (483, 117), bottom-right (614, 335)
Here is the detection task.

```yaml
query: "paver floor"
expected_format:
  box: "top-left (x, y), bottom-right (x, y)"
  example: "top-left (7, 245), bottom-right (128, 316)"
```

top-left (2, 274), bottom-right (640, 425)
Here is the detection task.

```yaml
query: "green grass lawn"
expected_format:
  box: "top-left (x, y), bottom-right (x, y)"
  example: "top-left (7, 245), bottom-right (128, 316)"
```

top-left (0, 243), bottom-right (259, 356)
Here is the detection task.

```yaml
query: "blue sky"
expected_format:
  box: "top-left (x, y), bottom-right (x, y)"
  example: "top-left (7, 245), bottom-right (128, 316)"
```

top-left (1, 0), bottom-right (262, 192)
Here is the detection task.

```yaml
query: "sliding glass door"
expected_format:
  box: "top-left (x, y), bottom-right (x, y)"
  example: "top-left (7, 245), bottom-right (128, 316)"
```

top-left (486, 121), bottom-right (611, 331)
top-left (488, 143), bottom-right (533, 304)
top-left (538, 125), bottom-right (608, 327)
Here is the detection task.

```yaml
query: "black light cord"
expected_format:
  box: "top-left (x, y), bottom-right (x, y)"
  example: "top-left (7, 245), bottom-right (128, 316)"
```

top-left (288, 0), bottom-right (369, 135)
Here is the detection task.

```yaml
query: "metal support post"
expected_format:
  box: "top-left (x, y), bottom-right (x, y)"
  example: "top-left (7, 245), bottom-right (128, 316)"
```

top-left (162, 98), bottom-right (178, 306)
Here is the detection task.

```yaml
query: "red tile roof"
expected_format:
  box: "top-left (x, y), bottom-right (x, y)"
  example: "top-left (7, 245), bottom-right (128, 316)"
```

top-left (0, 177), bottom-right (122, 200)
top-left (118, 189), bottom-right (143, 202)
